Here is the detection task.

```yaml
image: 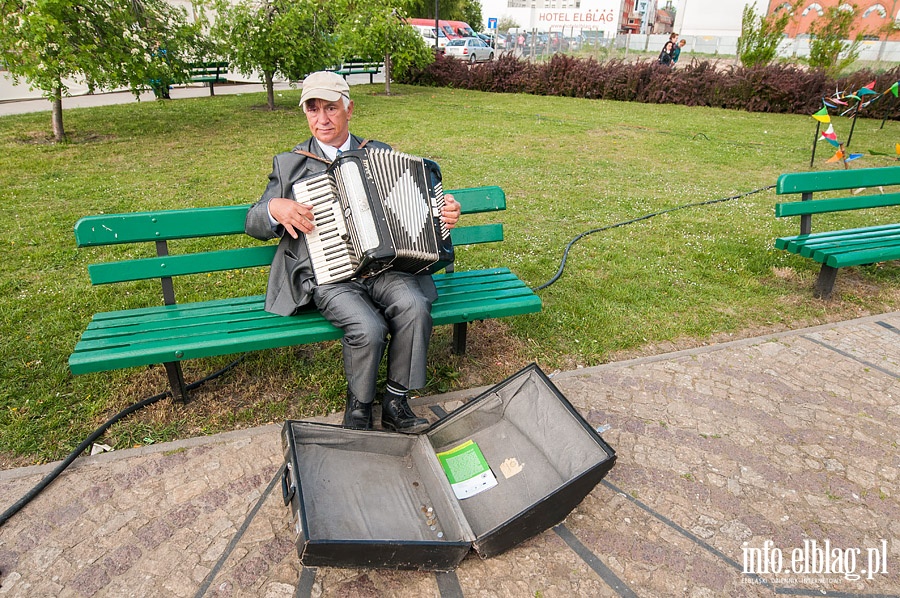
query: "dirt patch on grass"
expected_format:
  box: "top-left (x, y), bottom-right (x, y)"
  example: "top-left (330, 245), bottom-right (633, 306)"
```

top-left (13, 130), bottom-right (117, 144)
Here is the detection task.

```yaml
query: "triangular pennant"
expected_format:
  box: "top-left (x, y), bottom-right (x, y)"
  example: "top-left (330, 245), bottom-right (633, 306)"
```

top-left (846, 153), bottom-right (864, 162)
top-left (890, 82), bottom-right (899, 97)
top-left (858, 87), bottom-right (877, 97)
top-left (819, 123), bottom-right (837, 141)
top-left (826, 149), bottom-right (845, 163)
top-left (811, 106), bottom-right (831, 123)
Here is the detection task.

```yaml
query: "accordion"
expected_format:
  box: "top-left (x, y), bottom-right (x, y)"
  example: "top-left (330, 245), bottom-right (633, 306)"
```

top-left (292, 148), bottom-right (454, 285)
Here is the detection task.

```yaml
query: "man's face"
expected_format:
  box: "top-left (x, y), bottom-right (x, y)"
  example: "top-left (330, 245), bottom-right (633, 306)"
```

top-left (304, 98), bottom-right (353, 148)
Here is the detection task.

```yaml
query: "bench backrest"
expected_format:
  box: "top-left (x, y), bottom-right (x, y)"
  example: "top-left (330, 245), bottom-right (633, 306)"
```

top-left (775, 166), bottom-right (900, 234)
top-left (74, 186), bottom-right (506, 288)
top-left (189, 61), bottom-right (229, 77)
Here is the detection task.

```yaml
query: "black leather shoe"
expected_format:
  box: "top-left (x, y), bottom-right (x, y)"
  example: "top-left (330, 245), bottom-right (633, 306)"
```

top-left (342, 394), bottom-right (373, 430)
top-left (381, 394), bottom-right (429, 434)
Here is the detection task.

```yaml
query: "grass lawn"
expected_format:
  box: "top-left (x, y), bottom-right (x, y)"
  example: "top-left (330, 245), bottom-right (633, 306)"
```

top-left (1, 83), bottom-right (898, 466)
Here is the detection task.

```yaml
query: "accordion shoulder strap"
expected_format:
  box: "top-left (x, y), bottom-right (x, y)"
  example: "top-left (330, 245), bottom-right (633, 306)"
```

top-left (293, 139), bottom-right (370, 164)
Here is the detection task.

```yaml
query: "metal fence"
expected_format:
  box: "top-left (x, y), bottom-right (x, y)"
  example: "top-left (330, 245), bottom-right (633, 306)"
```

top-left (617, 33), bottom-right (900, 63)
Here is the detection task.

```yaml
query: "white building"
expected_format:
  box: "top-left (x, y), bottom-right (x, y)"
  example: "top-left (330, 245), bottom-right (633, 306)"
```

top-left (672, 0), bottom-right (762, 37)
top-left (480, 0), bottom-right (621, 36)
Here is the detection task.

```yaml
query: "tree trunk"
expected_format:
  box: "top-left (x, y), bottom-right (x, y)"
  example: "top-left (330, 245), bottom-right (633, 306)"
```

top-left (51, 85), bottom-right (66, 143)
top-left (265, 71), bottom-right (275, 111)
top-left (384, 53), bottom-right (392, 96)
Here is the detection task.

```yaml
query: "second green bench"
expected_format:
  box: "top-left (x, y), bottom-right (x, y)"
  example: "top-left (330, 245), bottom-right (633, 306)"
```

top-left (774, 166), bottom-right (900, 298)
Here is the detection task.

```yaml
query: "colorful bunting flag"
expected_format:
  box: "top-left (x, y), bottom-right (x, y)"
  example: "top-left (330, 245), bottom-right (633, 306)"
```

top-left (826, 149), bottom-right (846, 163)
top-left (825, 145), bottom-right (863, 165)
top-left (818, 124), bottom-right (838, 145)
top-left (811, 106), bottom-right (831, 123)
top-left (890, 82), bottom-right (899, 97)
top-left (867, 145), bottom-right (899, 159)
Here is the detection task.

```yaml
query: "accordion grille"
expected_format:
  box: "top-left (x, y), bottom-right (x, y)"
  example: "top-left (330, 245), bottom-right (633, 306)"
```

top-left (367, 148), bottom-right (440, 267)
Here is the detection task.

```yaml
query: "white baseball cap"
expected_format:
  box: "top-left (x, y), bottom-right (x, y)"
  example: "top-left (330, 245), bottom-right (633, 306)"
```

top-left (299, 71), bottom-right (350, 106)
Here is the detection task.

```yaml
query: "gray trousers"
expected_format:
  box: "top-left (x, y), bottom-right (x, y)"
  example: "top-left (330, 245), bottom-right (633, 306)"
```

top-left (312, 271), bottom-right (437, 404)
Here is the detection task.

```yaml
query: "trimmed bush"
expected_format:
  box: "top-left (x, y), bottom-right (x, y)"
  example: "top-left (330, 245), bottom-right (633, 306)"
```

top-left (400, 54), bottom-right (900, 121)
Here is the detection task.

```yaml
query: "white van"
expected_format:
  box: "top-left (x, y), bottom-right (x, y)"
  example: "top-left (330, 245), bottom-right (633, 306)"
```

top-left (408, 19), bottom-right (449, 50)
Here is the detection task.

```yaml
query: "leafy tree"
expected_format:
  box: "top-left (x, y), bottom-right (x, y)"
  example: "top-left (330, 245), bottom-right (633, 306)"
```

top-left (0, 0), bottom-right (204, 141)
top-left (461, 0), bottom-right (483, 31)
top-left (403, 0), bottom-right (468, 21)
top-left (335, 0), bottom-right (434, 95)
top-left (808, 4), bottom-right (862, 75)
top-left (212, 0), bottom-right (339, 111)
top-left (737, 1), bottom-right (798, 68)
top-left (497, 16), bottom-right (519, 34)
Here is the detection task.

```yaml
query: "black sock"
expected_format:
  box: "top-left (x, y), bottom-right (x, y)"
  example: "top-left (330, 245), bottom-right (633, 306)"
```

top-left (384, 381), bottom-right (408, 401)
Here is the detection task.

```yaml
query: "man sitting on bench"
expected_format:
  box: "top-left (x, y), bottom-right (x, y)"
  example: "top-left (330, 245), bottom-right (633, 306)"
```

top-left (245, 71), bottom-right (461, 433)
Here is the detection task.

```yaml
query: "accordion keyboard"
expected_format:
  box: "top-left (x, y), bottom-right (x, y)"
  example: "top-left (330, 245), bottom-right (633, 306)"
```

top-left (293, 173), bottom-right (358, 285)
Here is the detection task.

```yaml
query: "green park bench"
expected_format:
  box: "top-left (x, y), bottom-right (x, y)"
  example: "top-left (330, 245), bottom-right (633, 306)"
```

top-left (330, 60), bottom-right (384, 84)
top-left (774, 166), bottom-right (900, 299)
top-left (69, 186), bottom-right (542, 401)
top-left (188, 61), bottom-right (229, 96)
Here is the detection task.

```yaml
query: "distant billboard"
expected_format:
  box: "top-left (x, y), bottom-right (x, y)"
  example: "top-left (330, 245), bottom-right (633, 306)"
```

top-left (479, 0), bottom-right (620, 34)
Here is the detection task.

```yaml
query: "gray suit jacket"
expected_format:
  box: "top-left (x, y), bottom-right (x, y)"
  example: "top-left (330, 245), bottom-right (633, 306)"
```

top-left (245, 135), bottom-right (392, 316)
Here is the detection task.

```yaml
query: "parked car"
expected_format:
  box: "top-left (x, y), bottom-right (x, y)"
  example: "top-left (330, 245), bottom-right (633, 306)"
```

top-left (444, 37), bottom-right (494, 63)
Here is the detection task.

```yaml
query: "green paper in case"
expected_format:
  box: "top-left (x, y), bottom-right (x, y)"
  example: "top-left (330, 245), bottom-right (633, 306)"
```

top-left (436, 439), bottom-right (498, 499)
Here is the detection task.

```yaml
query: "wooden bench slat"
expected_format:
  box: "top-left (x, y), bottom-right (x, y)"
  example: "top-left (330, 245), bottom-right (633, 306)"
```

top-left (79, 270), bottom-right (529, 343)
top-left (75, 205), bottom-right (250, 246)
top-left (775, 193), bottom-right (900, 217)
top-left (824, 240), bottom-right (900, 268)
top-left (88, 246), bottom-right (277, 285)
top-left (791, 233), bottom-right (900, 261)
top-left (73, 186), bottom-right (502, 247)
top-left (73, 285), bottom-right (540, 358)
top-left (450, 223), bottom-right (502, 245)
top-left (69, 273), bottom-right (541, 374)
top-left (777, 166), bottom-right (900, 194)
top-left (799, 230), bottom-right (900, 258)
top-left (86, 228), bottom-right (502, 284)
top-left (445, 186), bottom-right (505, 212)
top-left (775, 223), bottom-right (900, 250)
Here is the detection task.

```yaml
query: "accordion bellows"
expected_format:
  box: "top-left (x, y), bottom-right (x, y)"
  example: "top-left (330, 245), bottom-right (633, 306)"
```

top-left (293, 148), bottom-right (455, 285)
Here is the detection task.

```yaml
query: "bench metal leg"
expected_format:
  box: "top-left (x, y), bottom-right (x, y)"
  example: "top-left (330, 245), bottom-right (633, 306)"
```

top-left (452, 322), bottom-right (468, 355)
top-left (164, 361), bottom-right (189, 403)
top-left (814, 264), bottom-right (839, 299)
top-left (208, 82), bottom-right (215, 96)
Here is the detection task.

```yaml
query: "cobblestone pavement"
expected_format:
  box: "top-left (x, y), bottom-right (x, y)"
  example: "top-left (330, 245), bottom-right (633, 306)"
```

top-left (1, 312), bottom-right (898, 597)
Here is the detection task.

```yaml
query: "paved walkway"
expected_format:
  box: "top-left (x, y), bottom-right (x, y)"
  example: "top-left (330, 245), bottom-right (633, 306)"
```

top-left (1, 312), bottom-right (898, 597)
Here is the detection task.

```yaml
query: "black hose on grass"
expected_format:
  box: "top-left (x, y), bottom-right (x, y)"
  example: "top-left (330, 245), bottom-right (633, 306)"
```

top-left (535, 185), bottom-right (776, 291)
